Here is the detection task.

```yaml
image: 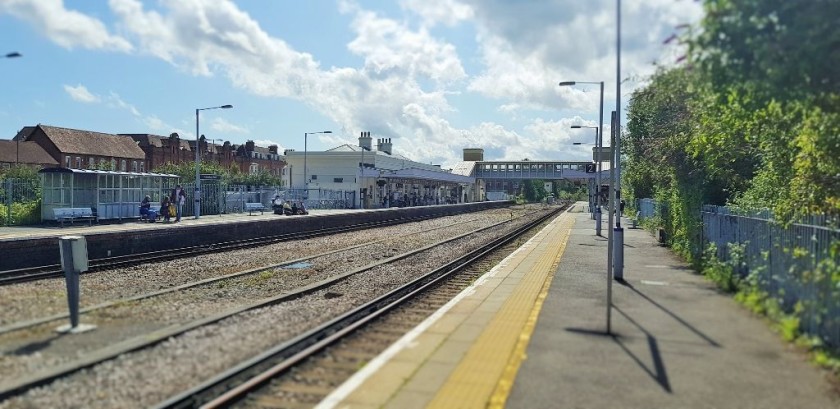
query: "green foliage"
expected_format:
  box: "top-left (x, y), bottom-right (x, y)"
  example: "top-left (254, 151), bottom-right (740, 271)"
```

top-left (522, 180), bottom-right (547, 203)
top-left (153, 161), bottom-right (283, 187)
top-left (554, 180), bottom-right (587, 202)
top-left (0, 165), bottom-right (41, 180)
top-left (625, 0), bottom-right (840, 259)
top-left (690, 0), bottom-right (840, 104)
top-left (0, 200), bottom-right (41, 225)
top-left (701, 243), bottom-right (742, 292)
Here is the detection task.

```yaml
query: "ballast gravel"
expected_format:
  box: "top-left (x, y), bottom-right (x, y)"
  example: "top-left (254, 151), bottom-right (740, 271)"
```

top-left (0, 206), bottom-right (554, 409)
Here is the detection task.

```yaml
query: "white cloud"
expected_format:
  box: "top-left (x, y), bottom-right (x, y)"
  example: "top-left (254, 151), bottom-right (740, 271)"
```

top-left (252, 139), bottom-right (283, 150)
top-left (0, 0), bottom-right (132, 51)
top-left (107, 92), bottom-right (141, 116)
top-left (345, 7), bottom-right (466, 83)
top-left (210, 117), bottom-right (248, 134)
top-left (7, 0), bottom-right (700, 167)
top-left (143, 115), bottom-right (166, 131)
top-left (63, 84), bottom-right (100, 103)
top-left (400, 0), bottom-right (473, 27)
top-left (463, 0), bottom-right (703, 112)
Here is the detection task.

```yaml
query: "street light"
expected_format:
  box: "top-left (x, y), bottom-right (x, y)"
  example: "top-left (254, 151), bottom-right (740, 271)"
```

top-left (194, 104), bottom-right (233, 219)
top-left (560, 78), bottom-right (607, 332)
top-left (304, 130), bottom-right (332, 193)
top-left (561, 82), bottom-right (604, 229)
top-left (571, 125), bottom-right (601, 227)
top-left (6, 52), bottom-right (22, 164)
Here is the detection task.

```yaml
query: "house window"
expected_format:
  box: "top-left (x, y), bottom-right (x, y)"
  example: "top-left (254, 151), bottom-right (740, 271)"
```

top-left (65, 156), bottom-right (71, 168)
top-left (100, 158), bottom-right (106, 169)
top-left (333, 178), bottom-right (343, 183)
top-left (140, 162), bottom-right (145, 172)
top-left (111, 158), bottom-right (116, 170)
top-left (120, 159), bottom-right (127, 171)
top-left (249, 163), bottom-right (258, 174)
top-left (75, 157), bottom-right (82, 168)
top-left (311, 175), bottom-right (318, 180)
top-left (131, 161), bottom-right (138, 172)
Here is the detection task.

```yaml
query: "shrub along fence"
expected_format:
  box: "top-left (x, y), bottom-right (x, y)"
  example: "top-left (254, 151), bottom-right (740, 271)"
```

top-left (701, 205), bottom-right (840, 353)
top-left (1, 177), bottom-right (41, 226)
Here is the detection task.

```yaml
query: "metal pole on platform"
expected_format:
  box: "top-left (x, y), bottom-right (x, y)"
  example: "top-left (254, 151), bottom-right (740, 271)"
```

top-left (607, 111), bottom-right (617, 334)
top-left (613, 0), bottom-right (625, 281)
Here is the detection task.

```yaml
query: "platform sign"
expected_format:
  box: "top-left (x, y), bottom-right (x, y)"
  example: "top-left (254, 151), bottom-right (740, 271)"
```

top-left (593, 147), bottom-right (612, 163)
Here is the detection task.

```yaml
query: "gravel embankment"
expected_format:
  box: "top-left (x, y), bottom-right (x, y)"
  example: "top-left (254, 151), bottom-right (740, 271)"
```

top-left (0, 207), bottom-right (553, 409)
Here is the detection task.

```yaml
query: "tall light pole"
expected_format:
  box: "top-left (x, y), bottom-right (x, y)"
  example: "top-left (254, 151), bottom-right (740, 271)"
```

top-left (614, 0), bottom-right (624, 280)
top-left (6, 52), bottom-right (21, 164)
top-left (195, 104), bottom-right (233, 219)
top-left (571, 124), bottom-right (603, 233)
top-left (560, 81), bottom-right (605, 230)
top-left (304, 130), bottom-right (332, 195)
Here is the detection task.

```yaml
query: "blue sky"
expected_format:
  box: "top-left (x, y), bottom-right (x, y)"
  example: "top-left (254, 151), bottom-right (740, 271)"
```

top-left (0, 0), bottom-right (701, 167)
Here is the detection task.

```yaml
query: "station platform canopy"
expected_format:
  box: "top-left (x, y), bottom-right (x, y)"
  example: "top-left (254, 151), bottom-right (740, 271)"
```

top-left (39, 168), bottom-right (179, 221)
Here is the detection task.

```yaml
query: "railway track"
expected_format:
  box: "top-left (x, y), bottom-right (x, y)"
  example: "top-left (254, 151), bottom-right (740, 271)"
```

top-left (0, 213), bottom-right (442, 286)
top-left (155, 204), bottom-right (567, 408)
top-left (0, 205), bottom-right (564, 404)
top-left (0, 215), bottom-right (485, 335)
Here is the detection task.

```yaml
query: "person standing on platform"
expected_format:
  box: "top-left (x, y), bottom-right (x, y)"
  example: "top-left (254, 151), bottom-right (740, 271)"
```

top-left (171, 185), bottom-right (187, 223)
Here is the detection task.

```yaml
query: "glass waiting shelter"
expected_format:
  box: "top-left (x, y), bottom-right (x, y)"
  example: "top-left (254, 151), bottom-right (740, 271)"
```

top-left (40, 168), bottom-right (179, 221)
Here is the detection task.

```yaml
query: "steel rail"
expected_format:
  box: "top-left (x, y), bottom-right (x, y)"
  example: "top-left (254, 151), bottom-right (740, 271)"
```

top-left (0, 214), bottom-right (440, 285)
top-left (157, 205), bottom-right (567, 408)
top-left (0, 216), bottom-right (484, 336)
top-left (0, 206), bottom-right (558, 402)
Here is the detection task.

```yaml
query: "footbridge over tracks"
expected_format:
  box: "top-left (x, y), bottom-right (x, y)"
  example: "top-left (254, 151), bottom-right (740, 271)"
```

top-left (453, 159), bottom-right (611, 199)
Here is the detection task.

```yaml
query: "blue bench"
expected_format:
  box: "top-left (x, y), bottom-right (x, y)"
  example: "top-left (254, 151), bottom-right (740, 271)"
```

top-left (53, 208), bottom-right (96, 227)
top-left (245, 202), bottom-right (266, 215)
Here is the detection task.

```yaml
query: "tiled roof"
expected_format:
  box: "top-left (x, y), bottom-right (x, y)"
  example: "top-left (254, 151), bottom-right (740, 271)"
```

top-left (0, 140), bottom-right (59, 165)
top-left (122, 133), bottom-right (165, 148)
top-left (124, 133), bottom-right (196, 151)
top-left (37, 125), bottom-right (146, 159)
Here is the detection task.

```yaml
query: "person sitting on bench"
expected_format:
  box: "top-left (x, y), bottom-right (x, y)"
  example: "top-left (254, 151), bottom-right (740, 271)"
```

top-left (140, 195), bottom-right (152, 220)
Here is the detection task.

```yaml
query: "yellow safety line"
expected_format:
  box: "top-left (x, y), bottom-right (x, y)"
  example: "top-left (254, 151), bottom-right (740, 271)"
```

top-left (427, 213), bottom-right (574, 408)
top-left (489, 219), bottom-right (570, 408)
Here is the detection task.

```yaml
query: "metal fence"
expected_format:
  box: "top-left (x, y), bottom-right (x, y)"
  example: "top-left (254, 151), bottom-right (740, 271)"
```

top-left (1, 177), bottom-right (41, 226)
top-left (1, 180), bottom-right (356, 224)
top-left (637, 198), bottom-right (659, 220)
top-left (221, 186), bottom-right (353, 214)
top-left (701, 205), bottom-right (840, 352)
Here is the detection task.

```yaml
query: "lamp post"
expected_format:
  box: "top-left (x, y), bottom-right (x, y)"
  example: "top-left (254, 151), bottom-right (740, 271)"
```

top-left (571, 124), bottom-right (602, 228)
top-left (303, 130), bottom-right (332, 194)
top-left (194, 104), bottom-right (233, 219)
top-left (6, 52), bottom-right (21, 164)
top-left (614, 0), bottom-right (624, 281)
top-left (560, 79), bottom-right (608, 333)
top-left (560, 81), bottom-right (604, 230)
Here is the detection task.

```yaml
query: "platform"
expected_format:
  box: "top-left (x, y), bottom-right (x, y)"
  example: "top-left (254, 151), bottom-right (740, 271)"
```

top-left (318, 202), bottom-right (839, 409)
top-left (0, 208), bottom-right (359, 241)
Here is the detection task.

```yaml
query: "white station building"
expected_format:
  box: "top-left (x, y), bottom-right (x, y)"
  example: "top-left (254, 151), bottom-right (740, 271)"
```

top-left (283, 132), bottom-right (478, 209)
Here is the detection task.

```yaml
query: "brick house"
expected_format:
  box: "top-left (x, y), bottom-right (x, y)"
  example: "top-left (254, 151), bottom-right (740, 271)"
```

top-left (0, 139), bottom-right (59, 170)
top-left (15, 125), bottom-right (146, 172)
top-left (234, 140), bottom-right (284, 177)
top-left (124, 133), bottom-right (284, 177)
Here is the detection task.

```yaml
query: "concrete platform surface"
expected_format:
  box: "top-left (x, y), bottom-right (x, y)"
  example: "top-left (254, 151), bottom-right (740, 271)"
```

top-left (319, 202), bottom-right (839, 409)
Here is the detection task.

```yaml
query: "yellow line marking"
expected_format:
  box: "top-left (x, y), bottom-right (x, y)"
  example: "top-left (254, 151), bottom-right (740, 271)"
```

top-left (427, 213), bottom-right (574, 408)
